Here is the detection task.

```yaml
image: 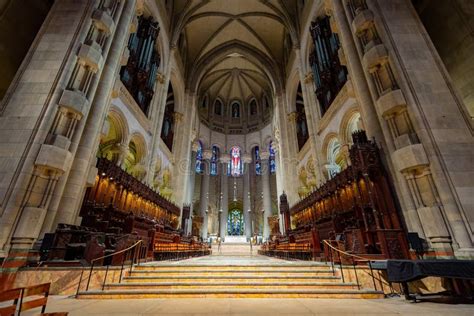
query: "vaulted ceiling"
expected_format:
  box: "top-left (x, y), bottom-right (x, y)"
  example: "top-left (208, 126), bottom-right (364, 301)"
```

top-left (170, 0), bottom-right (298, 97)
top-left (168, 0), bottom-right (300, 132)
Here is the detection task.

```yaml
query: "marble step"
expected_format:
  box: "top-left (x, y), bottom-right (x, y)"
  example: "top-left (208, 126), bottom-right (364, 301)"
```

top-left (127, 270), bottom-right (335, 277)
top-left (122, 275), bottom-right (341, 283)
top-left (133, 264), bottom-right (330, 271)
top-left (104, 282), bottom-right (358, 290)
top-left (77, 288), bottom-right (384, 299)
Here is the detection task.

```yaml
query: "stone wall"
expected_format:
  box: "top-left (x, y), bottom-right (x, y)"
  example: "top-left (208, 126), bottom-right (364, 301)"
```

top-left (414, 0), bottom-right (474, 119)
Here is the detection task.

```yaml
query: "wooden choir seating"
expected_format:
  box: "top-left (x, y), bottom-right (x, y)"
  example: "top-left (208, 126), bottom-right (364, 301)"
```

top-left (153, 232), bottom-right (211, 261)
top-left (261, 131), bottom-right (409, 261)
top-left (0, 283), bottom-right (67, 316)
top-left (39, 157), bottom-right (209, 266)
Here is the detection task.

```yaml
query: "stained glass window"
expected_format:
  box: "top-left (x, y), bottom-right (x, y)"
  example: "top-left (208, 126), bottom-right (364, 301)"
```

top-left (269, 141), bottom-right (276, 174)
top-left (231, 102), bottom-right (240, 118)
top-left (210, 145), bottom-right (219, 176)
top-left (227, 209), bottom-right (243, 236)
top-left (254, 146), bottom-right (261, 175)
top-left (230, 146), bottom-right (242, 177)
top-left (195, 141), bottom-right (203, 174)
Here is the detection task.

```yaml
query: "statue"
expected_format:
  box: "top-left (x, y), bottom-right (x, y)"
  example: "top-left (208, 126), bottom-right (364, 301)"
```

top-left (298, 167), bottom-right (311, 198)
top-left (159, 168), bottom-right (173, 200)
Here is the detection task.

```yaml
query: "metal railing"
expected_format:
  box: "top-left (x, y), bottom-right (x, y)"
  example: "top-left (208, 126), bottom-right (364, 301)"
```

top-left (76, 239), bottom-right (145, 296)
top-left (322, 240), bottom-right (395, 293)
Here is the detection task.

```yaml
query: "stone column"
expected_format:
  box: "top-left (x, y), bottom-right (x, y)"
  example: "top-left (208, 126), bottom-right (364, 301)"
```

top-left (185, 149), bottom-right (197, 235)
top-left (51, 0), bottom-right (137, 228)
top-left (298, 64), bottom-right (326, 185)
top-left (220, 158), bottom-right (229, 239)
top-left (261, 151), bottom-right (273, 239)
top-left (199, 150), bottom-right (212, 240)
top-left (273, 93), bottom-right (299, 205)
top-left (328, 0), bottom-right (427, 241)
top-left (372, 0), bottom-right (473, 255)
top-left (171, 92), bottom-right (198, 209)
top-left (242, 154), bottom-right (252, 240)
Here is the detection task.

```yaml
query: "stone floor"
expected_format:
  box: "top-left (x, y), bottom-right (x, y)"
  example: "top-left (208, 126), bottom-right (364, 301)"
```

top-left (22, 296), bottom-right (474, 315)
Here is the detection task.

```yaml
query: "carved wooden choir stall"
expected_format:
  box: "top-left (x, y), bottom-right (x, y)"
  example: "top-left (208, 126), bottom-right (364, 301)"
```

top-left (260, 131), bottom-right (409, 261)
top-left (41, 158), bottom-right (210, 266)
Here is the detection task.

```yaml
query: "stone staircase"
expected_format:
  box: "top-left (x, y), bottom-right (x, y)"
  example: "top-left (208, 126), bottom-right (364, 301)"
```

top-left (77, 258), bottom-right (383, 298)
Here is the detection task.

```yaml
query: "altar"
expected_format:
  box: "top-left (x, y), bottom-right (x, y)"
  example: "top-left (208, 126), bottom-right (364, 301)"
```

top-left (223, 235), bottom-right (248, 243)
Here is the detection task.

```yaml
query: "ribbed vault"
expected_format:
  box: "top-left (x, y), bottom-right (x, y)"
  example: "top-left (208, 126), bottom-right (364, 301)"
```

top-left (169, 0), bottom-right (299, 133)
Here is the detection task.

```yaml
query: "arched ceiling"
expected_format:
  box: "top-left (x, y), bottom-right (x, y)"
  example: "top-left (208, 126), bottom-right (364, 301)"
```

top-left (200, 55), bottom-right (270, 103)
top-left (169, 0), bottom-right (299, 133)
top-left (168, 0), bottom-right (297, 92)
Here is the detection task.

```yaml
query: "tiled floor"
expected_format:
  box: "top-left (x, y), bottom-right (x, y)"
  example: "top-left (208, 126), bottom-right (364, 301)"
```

top-left (21, 296), bottom-right (474, 315)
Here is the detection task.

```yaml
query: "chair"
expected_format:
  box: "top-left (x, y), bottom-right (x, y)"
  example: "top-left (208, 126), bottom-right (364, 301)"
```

top-left (0, 287), bottom-right (21, 316)
top-left (18, 283), bottom-right (68, 316)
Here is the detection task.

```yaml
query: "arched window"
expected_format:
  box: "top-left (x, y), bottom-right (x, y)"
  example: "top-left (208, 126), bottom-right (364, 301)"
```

top-left (231, 102), bottom-right (240, 118)
top-left (210, 145), bottom-right (219, 176)
top-left (214, 99), bottom-right (222, 115)
top-left (249, 99), bottom-right (258, 115)
top-left (254, 146), bottom-right (261, 175)
top-left (327, 138), bottom-right (342, 179)
top-left (263, 95), bottom-right (270, 109)
top-left (269, 141), bottom-right (276, 174)
top-left (195, 141), bottom-right (203, 174)
top-left (346, 112), bottom-right (363, 144)
top-left (160, 84), bottom-right (175, 151)
top-left (230, 146), bottom-right (242, 177)
top-left (296, 83), bottom-right (309, 151)
top-left (201, 96), bottom-right (208, 108)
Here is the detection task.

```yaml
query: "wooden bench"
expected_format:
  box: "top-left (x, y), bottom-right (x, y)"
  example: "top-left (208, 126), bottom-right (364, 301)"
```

top-left (0, 283), bottom-right (68, 316)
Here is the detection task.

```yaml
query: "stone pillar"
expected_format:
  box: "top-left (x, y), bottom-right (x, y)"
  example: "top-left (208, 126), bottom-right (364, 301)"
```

top-left (327, 0), bottom-right (427, 241)
top-left (371, 0), bottom-right (473, 256)
top-left (185, 149), bottom-right (197, 235)
top-left (171, 92), bottom-right (198, 209)
top-left (220, 158), bottom-right (229, 239)
top-left (273, 93), bottom-right (299, 205)
top-left (51, 0), bottom-right (137, 229)
top-left (299, 65), bottom-right (326, 185)
top-left (242, 154), bottom-right (252, 240)
top-left (261, 151), bottom-right (273, 239)
top-left (199, 151), bottom-right (212, 240)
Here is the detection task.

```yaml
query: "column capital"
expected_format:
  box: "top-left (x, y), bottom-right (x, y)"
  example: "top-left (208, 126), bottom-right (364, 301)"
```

top-left (173, 111), bottom-right (184, 123)
top-left (304, 72), bottom-right (314, 84)
top-left (242, 153), bottom-right (252, 164)
top-left (191, 141), bottom-right (200, 152)
top-left (287, 111), bottom-right (298, 122)
top-left (260, 150), bottom-right (270, 160)
top-left (202, 149), bottom-right (213, 160)
top-left (156, 73), bottom-right (165, 84)
top-left (220, 156), bottom-right (231, 163)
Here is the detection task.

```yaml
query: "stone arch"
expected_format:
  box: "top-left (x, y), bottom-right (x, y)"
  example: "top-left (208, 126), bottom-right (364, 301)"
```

top-left (98, 107), bottom-right (129, 162)
top-left (286, 67), bottom-right (303, 113)
top-left (342, 111), bottom-right (364, 145)
top-left (168, 69), bottom-right (184, 113)
top-left (128, 132), bottom-right (148, 164)
top-left (323, 133), bottom-right (344, 179)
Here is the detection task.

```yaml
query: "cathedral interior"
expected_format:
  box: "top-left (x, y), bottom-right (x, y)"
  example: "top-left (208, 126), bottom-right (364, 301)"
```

top-left (0, 0), bottom-right (473, 314)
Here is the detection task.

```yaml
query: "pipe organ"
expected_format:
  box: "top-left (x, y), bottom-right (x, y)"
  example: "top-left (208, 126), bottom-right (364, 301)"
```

top-left (309, 16), bottom-right (347, 115)
top-left (120, 16), bottom-right (160, 115)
